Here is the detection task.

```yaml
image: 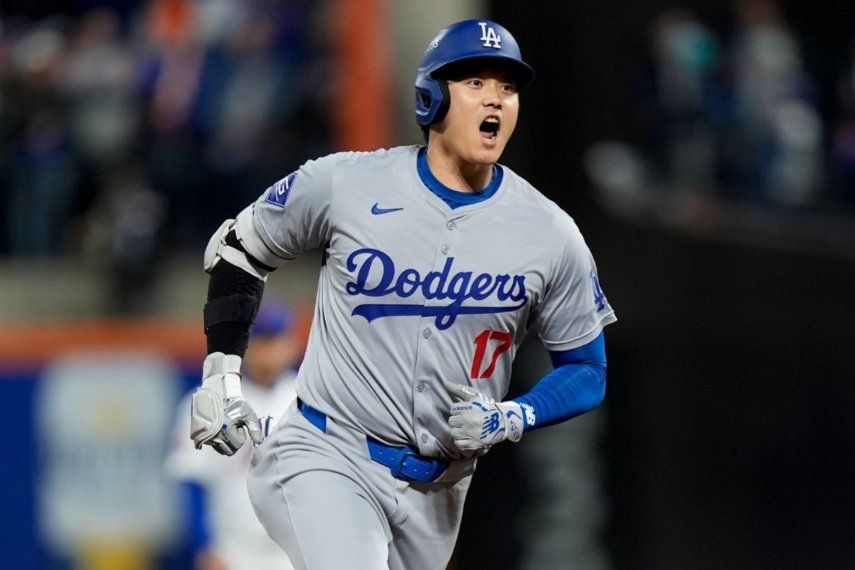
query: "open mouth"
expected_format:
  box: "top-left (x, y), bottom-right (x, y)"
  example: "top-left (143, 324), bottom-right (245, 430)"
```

top-left (479, 117), bottom-right (500, 142)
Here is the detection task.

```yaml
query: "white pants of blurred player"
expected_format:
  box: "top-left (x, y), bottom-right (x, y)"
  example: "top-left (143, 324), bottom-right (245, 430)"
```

top-left (168, 377), bottom-right (298, 569)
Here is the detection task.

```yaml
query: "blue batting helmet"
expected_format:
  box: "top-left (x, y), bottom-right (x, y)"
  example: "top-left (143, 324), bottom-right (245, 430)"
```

top-left (251, 300), bottom-right (293, 338)
top-left (414, 19), bottom-right (534, 127)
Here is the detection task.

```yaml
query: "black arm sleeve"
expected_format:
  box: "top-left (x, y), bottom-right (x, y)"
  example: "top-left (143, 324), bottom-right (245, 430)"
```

top-left (204, 260), bottom-right (265, 357)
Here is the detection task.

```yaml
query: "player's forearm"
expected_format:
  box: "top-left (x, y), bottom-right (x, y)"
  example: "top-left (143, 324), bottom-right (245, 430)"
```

top-left (205, 259), bottom-right (265, 356)
top-left (512, 332), bottom-right (608, 430)
top-left (203, 213), bottom-right (278, 357)
top-left (513, 362), bottom-right (606, 430)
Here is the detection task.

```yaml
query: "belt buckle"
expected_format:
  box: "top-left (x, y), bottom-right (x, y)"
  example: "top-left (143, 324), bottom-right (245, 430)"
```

top-left (390, 448), bottom-right (419, 480)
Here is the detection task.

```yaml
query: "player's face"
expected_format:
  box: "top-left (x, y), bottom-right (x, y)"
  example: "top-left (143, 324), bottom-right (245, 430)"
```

top-left (438, 67), bottom-right (519, 165)
top-left (244, 333), bottom-right (300, 386)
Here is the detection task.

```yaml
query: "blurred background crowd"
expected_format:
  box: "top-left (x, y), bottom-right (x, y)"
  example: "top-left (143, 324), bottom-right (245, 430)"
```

top-left (585, 0), bottom-right (855, 237)
top-left (3, 0), bottom-right (854, 309)
top-left (0, 0), bottom-right (332, 312)
top-left (1, 1), bottom-right (854, 569)
top-left (638, 0), bottom-right (852, 208)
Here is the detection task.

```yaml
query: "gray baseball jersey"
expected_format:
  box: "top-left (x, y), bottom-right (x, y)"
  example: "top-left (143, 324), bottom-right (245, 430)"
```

top-left (236, 145), bottom-right (616, 461)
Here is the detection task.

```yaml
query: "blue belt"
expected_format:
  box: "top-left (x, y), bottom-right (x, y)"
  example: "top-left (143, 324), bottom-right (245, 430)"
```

top-left (297, 399), bottom-right (448, 483)
top-left (298, 398), bottom-right (327, 432)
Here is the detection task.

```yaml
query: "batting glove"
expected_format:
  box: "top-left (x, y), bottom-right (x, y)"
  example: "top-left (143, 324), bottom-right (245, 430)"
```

top-left (190, 352), bottom-right (265, 456)
top-left (442, 379), bottom-right (535, 453)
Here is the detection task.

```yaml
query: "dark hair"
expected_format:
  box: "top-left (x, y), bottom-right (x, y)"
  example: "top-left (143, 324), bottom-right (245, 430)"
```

top-left (420, 125), bottom-right (430, 142)
top-left (435, 57), bottom-right (522, 86)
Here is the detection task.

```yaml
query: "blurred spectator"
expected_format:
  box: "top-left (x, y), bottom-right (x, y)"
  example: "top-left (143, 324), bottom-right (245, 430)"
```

top-left (167, 300), bottom-right (303, 570)
top-left (60, 9), bottom-right (138, 170)
top-left (80, 162), bottom-right (166, 314)
top-left (590, 0), bottom-right (832, 221)
top-left (721, 0), bottom-right (823, 206)
top-left (4, 21), bottom-right (78, 256)
top-left (649, 9), bottom-right (721, 195)
top-left (204, 5), bottom-right (309, 216)
top-left (139, 0), bottom-right (212, 247)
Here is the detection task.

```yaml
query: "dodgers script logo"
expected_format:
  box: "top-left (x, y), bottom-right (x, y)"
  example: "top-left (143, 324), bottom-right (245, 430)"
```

top-left (345, 248), bottom-right (527, 330)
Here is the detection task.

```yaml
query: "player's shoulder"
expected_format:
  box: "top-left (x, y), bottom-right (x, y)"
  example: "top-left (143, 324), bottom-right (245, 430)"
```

top-left (277, 146), bottom-right (415, 197)
top-left (306, 145), bottom-right (417, 172)
top-left (498, 165), bottom-right (583, 240)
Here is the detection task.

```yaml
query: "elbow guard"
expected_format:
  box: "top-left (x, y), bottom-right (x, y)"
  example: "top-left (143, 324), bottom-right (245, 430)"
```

top-left (204, 217), bottom-right (276, 281)
top-left (204, 215), bottom-right (273, 356)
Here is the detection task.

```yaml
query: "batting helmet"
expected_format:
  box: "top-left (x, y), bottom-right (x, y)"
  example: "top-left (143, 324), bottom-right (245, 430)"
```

top-left (251, 300), bottom-right (294, 338)
top-left (414, 19), bottom-right (534, 127)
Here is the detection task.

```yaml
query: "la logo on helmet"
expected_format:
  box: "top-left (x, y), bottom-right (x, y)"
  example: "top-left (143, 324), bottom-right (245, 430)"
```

top-left (478, 22), bottom-right (501, 48)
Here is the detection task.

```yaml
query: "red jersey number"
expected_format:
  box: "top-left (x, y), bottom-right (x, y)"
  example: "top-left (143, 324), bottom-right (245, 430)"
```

top-left (470, 329), bottom-right (512, 379)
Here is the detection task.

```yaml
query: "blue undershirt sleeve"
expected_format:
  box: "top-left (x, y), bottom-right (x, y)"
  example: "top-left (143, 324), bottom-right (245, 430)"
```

top-left (512, 331), bottom-right (608, 430)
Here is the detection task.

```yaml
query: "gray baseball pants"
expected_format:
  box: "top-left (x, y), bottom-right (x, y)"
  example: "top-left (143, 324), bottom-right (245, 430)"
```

top-left (247, 401), bottom-right (475, 570)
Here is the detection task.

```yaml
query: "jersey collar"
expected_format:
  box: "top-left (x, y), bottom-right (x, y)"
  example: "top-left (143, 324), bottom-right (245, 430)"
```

top-left (416, 146), bottom-right (504, 210)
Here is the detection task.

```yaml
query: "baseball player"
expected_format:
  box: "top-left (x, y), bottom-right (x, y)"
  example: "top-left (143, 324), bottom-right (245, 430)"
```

top-left (169, 302), bottom-right (301, 569)
top-left (190, 19), bottom-right (616, 570)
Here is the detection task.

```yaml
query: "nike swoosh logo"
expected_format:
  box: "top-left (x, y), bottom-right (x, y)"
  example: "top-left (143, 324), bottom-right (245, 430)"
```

top-left (371, 203), bottom-right (404, 215)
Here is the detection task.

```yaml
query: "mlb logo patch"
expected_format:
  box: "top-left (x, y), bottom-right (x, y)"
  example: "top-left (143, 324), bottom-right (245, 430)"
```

top-left (265, 172), bottom-right (298, 208)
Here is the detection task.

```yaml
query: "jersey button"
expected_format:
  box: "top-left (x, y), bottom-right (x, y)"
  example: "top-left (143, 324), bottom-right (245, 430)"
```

top-left (417, 382), bottom-right (428, 393)
top-left (423, 328), bottom-right (432, 339)
top-left (440, 244), bottom-right (450, 255)
top-left (446, 220), bottom-right (456, 230)
top-left (420, 433), bottom-right (429, 444)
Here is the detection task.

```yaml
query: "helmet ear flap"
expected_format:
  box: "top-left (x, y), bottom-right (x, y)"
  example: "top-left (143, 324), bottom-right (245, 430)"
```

top-left (432, 80), bottom-right (451, 125)
top-left (414, 74), bottom-right (448, 126)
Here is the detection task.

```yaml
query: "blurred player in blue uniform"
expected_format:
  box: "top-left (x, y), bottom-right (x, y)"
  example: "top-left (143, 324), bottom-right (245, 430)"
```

top-left (169, 301), bottom-right (301, 569)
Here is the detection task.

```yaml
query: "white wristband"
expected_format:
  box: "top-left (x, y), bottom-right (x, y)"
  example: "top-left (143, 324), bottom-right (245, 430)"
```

top-left (202, 352), bottom-right (244, 400)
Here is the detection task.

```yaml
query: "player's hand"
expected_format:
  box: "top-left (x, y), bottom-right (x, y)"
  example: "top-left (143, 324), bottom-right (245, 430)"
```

top-left (190, 352), bottom-right (265, 456)
top-left (442, 379), bottom-right (531, 453)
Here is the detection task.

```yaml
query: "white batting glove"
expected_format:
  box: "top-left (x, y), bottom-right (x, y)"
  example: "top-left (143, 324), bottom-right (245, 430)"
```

top-left (442, 379), bottom-right (535, 453)
top-left (190, 352), bottom-right (265, 456)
